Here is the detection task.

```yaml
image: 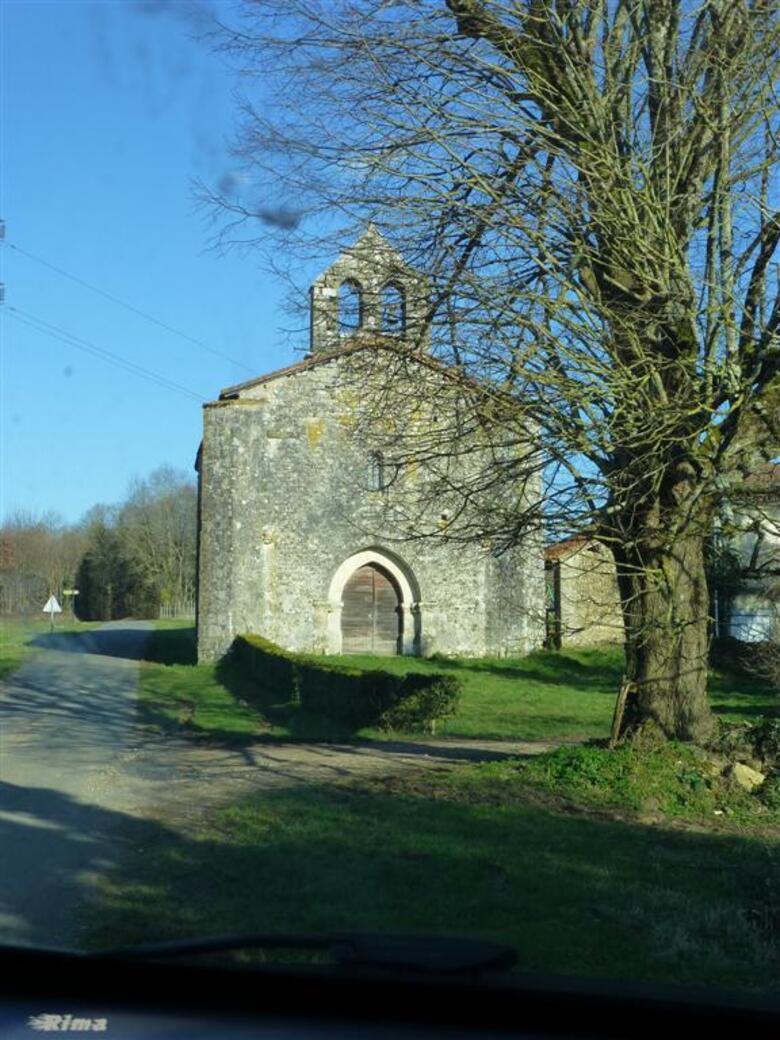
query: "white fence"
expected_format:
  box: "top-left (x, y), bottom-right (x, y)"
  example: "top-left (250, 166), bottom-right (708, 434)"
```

top-left (159, 602), bottom-right (195, 620)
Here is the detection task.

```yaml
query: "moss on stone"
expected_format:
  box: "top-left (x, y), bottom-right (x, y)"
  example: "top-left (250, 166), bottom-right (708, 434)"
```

top-left (306, 418), bottom-right (325, 448)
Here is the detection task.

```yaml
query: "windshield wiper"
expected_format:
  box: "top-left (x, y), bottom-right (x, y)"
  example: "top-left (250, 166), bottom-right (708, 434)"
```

top-left (96, 933), bottom-right (517, 976)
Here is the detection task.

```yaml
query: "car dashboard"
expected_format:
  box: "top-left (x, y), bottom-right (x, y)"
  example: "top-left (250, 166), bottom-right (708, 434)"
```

top-left (1, 945), bottom-right (778, 1040)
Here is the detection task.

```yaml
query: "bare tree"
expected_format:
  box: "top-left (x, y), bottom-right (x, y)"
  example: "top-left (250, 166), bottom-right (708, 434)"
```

top-left (117, 466), bottom-right (198, 609)
top-left (207, 0), bottom-right (780, 744)
top-left (0, 512), bottom-right (86, 615)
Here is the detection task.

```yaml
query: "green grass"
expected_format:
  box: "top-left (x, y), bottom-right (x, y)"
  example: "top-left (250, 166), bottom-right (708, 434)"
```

top-left (474, 742), bottom-right (780, 827)
top-left (709, 665), bottom-right (779, 720)
top-left (5, 618), bottom-right (775, 745)
top-left (0, 616), bottom-right (99, 681)
top-left (136, 627), bottom-right (779, 745)
top-left (137, 629), bottom-right (618, 743)
top-left (85, 747), bottom-right (780, 992)
top-left (75, 621), bottom-right (780, 990)
top-left (329, 647), bottom-right (623, 741)
top-left (137, 622), bottom-right (358, 742)
top-left (137, 621), bottom-right (273, 741)
top-left (331, 646), bottom-right (778, 739)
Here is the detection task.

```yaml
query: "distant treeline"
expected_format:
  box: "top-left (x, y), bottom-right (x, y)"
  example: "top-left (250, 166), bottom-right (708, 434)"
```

top-left (1, 466), bottom-right (197, 621)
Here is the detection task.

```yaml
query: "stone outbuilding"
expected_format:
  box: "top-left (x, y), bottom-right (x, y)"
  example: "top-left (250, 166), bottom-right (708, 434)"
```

top-left (716, 461), bottom-right (780, 641)
top-left (195, 228), bottom-right (546, 662)
top-left (544, 536), bottom-right (623, 647)
top-left (544, 461), bottom-right (780, 648)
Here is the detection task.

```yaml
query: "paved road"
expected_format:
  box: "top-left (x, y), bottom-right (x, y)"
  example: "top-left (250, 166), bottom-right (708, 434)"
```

top-left (0, 622), bottom-right (154, 948)
top-left (0, 621), bottom-right (560, 950)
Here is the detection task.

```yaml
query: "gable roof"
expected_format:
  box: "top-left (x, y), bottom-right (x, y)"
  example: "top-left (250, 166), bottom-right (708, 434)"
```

top-left (218, 339), bottom-right (473, 401)
top-left (219, 349), bottom-right (349, 399)
top-left (344, 223), bottom-right (405, 263)
top-left (544, 535), bottom-right (595, 562)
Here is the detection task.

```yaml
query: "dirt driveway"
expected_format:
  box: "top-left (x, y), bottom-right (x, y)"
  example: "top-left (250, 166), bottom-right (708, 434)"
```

top-left (0, 620), bottom-right (560, 948)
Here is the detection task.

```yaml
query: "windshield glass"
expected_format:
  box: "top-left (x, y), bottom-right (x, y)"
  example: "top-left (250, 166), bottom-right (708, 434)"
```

top-left (2, 0), bottom-right (779, 1000)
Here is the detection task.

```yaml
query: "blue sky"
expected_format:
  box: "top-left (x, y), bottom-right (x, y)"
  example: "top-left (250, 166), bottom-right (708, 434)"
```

top-left (1, 0), bottom-right (316, 524)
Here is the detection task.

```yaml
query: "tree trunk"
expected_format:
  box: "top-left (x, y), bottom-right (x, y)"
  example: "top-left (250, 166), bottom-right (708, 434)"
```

top-left (613, 527), bottom-right (715, 745)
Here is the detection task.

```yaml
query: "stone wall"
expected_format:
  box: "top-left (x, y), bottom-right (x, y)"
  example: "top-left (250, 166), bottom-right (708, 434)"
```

top-left (197, 354), bottom-right (545, 662)
top-left (548, 539), bottom-right (623, 646)
top-left (309, 226), bottom-right (430, 355)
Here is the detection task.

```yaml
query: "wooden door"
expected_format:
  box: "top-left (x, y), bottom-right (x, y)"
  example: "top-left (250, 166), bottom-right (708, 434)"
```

top-left (341, 563), bottom-right (401, 655)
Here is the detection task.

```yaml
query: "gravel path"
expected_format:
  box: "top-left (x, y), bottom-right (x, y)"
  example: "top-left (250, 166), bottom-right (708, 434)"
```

top-left (0, 621), bottom-right (561, 949)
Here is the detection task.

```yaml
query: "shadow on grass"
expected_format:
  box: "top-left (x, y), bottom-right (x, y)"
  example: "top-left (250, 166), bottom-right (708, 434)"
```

top-left (144, 626), bottom-right (197, 666)
top-left (713, 704), bottom-right (780, 719)
top-left (424, 649), bottom-right (624, 692)
top-left (79, 772), bottom-right (780, 992)
top-left (0, 657), bottom-right (24, 683)
top-left (709, 671), bottom-right (779, 719)
top-left (136, 646), bottom-right (359, 748)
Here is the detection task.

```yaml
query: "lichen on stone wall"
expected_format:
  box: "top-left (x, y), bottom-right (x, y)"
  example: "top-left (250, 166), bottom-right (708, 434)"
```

top-left (305, 417), bottom-right (326, 448)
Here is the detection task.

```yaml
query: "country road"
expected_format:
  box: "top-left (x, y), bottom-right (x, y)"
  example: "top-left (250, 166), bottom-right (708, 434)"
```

top-left (0, 621), bottom-right (156, 948)
top-left (0, 621), bottom-right (560, 949)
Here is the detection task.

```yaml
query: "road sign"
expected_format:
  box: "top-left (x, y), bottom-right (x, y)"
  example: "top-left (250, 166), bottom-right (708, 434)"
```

top-left (43, 595), bottom-right (62, 633)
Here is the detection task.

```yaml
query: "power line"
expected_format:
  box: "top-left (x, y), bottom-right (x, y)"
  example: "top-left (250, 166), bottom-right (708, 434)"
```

top-left (2, 239), bottom-right (255, 375)
top-left (8, 306), bottom-right (206, 402)
top-left (7, 306), bottom-right (207, 403)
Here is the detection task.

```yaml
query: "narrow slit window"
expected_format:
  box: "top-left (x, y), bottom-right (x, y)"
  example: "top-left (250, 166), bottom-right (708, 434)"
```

top-left (339, 280), bottom-right (363, 334)
top-left (369, 451), bottom-right (385, 491)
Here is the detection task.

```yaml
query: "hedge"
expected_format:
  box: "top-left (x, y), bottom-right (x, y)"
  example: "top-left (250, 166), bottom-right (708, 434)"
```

top-left (231, 634), bottom-right (461, 733)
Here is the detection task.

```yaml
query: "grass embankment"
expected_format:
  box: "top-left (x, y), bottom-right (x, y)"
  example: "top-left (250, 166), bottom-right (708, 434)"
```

top-left (137, 623), bottom-right (778, 744)
top-left (0, 617), bottom-right (99, 681)
top-left (87, 739), bottom-right (780, 991)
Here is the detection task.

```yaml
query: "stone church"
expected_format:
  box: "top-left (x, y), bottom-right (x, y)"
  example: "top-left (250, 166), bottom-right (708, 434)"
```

top-left (195, 228), bottom-right (545, 662)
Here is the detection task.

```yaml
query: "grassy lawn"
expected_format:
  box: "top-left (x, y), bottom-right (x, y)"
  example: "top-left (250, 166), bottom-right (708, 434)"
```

top-left (137, 623), bottom-right (778, 744)
top-left (70, 620), bottom-right (780, 990)
top-left (0, 616), bottom-right (99, 681)
top-left (85, 742), bottom-right (780, 992)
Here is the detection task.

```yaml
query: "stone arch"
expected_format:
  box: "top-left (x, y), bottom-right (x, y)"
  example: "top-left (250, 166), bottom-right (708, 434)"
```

top-left (338, 278), bottom-right (363, 334)
top-left (380, 281), bottom-right (406, 333)
top-left (326, 547), bottom-right (420, 655)
top-left (309, 227), bottom-right (431, 355)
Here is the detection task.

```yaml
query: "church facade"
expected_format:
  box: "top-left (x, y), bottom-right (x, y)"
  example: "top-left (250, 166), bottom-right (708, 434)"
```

top-left (195, 228), bottom-right (545, 662)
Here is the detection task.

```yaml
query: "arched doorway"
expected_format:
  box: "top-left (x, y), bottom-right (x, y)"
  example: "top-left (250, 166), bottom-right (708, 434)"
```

top-left (341, 563), bottom-right (401, 655)
top-left (326, 548), bottom-right (420, 655)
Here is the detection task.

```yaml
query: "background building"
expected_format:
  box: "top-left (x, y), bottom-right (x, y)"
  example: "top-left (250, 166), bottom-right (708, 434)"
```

top-left (544, 536), bottom-right (623, 648)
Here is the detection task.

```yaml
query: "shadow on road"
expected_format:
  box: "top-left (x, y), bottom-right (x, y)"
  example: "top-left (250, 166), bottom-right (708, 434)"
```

top-left (0, 778), bottom-right (173, 949)
top-left (29, 625), bottom-right (153, 662)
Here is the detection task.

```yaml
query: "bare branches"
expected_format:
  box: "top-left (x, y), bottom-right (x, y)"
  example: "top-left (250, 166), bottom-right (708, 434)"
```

top-left (204, 0), bottom-right (780, 551)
